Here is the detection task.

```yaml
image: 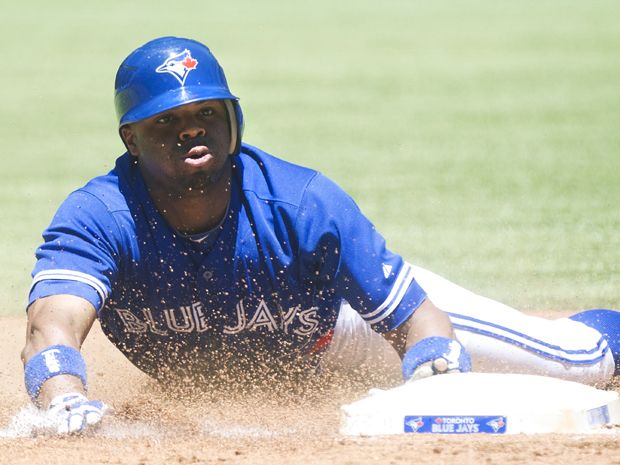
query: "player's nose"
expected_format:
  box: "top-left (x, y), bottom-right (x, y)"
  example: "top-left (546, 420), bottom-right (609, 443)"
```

top-left (178, 125), bottom-right (206, 141)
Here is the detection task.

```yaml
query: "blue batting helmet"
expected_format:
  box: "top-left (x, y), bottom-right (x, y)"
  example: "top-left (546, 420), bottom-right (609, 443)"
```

top-left (114, 36), bottom-right (244, 155)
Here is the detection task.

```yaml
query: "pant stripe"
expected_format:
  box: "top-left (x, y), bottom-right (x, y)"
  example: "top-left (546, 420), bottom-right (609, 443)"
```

top-left (449, 312), bottom-right (609, 365)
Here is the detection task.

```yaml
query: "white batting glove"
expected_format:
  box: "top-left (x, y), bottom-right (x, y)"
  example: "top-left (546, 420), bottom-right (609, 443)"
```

top-left (402, 336), bottom-right (472, 382)
top-left (46, 393), bottom-right (109, 434)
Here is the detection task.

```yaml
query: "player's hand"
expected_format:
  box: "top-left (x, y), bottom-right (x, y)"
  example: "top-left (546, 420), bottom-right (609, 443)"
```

top-left (46, 392), bottom-right (109, 434)
top-left (402, 336), bottom-right (472, 382)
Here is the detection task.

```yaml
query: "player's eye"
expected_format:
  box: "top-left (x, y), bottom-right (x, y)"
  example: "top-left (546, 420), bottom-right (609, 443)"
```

top-left (155, 115), bottom-right (172, 124)
top-left (200, 107), bottom-right (215, 117)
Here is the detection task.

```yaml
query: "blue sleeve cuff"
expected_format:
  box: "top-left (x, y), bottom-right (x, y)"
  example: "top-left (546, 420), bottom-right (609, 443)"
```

top-left (29, 280), bottom-right (102, 313)
top-left (370, 278), bottom-right (428, 333)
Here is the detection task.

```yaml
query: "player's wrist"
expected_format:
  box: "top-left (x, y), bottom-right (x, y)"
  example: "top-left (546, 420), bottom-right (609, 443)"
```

top-left (37, 374), bottom-right (88, 409)
top-left (24, 344), bottom-right (88, 404)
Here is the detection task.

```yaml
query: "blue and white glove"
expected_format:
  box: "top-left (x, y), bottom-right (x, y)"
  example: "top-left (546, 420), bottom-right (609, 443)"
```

top-left (402, 336), bottom-right (472, 382)
top-left (46, 393), bottom-right (109, 434)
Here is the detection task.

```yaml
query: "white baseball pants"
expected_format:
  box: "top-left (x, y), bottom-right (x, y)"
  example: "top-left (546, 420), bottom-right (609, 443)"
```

top-left (323, 265), bottom-right (615, 386)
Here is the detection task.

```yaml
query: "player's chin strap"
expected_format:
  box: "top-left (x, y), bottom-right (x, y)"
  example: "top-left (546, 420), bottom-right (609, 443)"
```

top-left (24, 344), bottom-right (87, 402)
top-left (402, 336), bottom-right (472, 382)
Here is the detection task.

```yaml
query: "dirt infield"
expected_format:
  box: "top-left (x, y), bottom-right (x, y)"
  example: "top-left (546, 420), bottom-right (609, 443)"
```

top-left (1, 316), bottom-right (619, 465)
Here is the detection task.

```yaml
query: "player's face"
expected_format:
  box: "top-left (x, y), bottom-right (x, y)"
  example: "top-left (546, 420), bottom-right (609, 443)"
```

top-left (121, 100), bottom-right (232, 196)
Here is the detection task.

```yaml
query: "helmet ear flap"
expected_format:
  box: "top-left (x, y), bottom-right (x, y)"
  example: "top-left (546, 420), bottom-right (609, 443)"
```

top-left (224, 100), bottom-right (244, 156)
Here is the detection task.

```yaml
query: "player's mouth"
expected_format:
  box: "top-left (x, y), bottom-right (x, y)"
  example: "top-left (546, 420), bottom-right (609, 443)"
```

top-left (183, 146), bottom-right (214, 167)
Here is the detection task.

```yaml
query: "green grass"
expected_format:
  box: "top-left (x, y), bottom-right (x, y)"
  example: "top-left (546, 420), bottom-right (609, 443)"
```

top-left (0, 0), bottom-right (618, 315)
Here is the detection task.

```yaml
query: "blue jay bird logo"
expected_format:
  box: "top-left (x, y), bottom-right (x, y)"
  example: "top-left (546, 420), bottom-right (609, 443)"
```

top-left (404, 417), bottom-right (425, 433)
top-left (155, 49), bottom-right (199, 85)
top-left (486, 417), bottom-right (506, 433)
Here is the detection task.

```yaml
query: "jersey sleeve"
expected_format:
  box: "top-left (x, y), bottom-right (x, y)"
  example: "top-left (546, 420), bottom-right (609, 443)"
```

top-left (295, 174), bottom-right (427, 333)
top-left (29, 189), bottom-right (124, 313)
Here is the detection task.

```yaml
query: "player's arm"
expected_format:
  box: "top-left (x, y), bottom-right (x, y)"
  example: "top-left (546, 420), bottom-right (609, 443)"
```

top-left (383, 297), bottom-right (453, 356)
top-left (22, 294), bottom-right (108, 433)
top-left (22, 294), bottom-right (95, 406)
top-left (384, 298), bottom-right (472, 381)
top-left (296, 174), bottom-right (471, 381)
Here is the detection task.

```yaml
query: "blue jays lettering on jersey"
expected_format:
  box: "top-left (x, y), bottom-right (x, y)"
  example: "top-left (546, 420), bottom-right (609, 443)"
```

top-left (29, 144), bottom-right (427, 380)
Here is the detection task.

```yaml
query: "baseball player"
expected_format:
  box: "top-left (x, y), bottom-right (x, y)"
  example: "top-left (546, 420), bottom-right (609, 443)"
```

top-left (22, 37), bottom-right (620, 435)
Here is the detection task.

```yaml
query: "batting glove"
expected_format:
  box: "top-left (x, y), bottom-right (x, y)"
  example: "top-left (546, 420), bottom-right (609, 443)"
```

top-left (402, 336), bottom-right (472, 382)
top-left (46, 393), bottom-right (109, 434)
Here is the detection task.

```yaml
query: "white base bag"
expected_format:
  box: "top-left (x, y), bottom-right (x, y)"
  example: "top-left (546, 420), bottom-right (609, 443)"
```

top-left (340, 373), bottom-right (620, 435)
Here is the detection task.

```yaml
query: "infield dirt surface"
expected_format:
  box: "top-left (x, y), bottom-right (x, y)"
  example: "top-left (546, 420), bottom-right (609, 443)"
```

top-left (0, 315), bottom-right (619, 465)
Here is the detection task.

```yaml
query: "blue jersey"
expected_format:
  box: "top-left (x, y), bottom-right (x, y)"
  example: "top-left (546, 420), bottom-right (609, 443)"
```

top-left (30, 144), bottom-right (427, 379)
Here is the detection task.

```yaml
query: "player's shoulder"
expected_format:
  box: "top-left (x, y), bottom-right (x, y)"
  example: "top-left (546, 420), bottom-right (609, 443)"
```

top-left (235, 143), bottom-right (322, 207)
top-left (70, 153), bottom-right (134, 214)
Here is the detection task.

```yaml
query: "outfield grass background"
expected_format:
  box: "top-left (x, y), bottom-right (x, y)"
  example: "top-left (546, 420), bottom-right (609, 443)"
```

top-left (0, 0), bottom-right (618, 316)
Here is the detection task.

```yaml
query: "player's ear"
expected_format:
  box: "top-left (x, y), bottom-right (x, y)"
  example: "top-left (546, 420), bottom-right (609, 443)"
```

top-left (120, 125), bottom-right (139, 157)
